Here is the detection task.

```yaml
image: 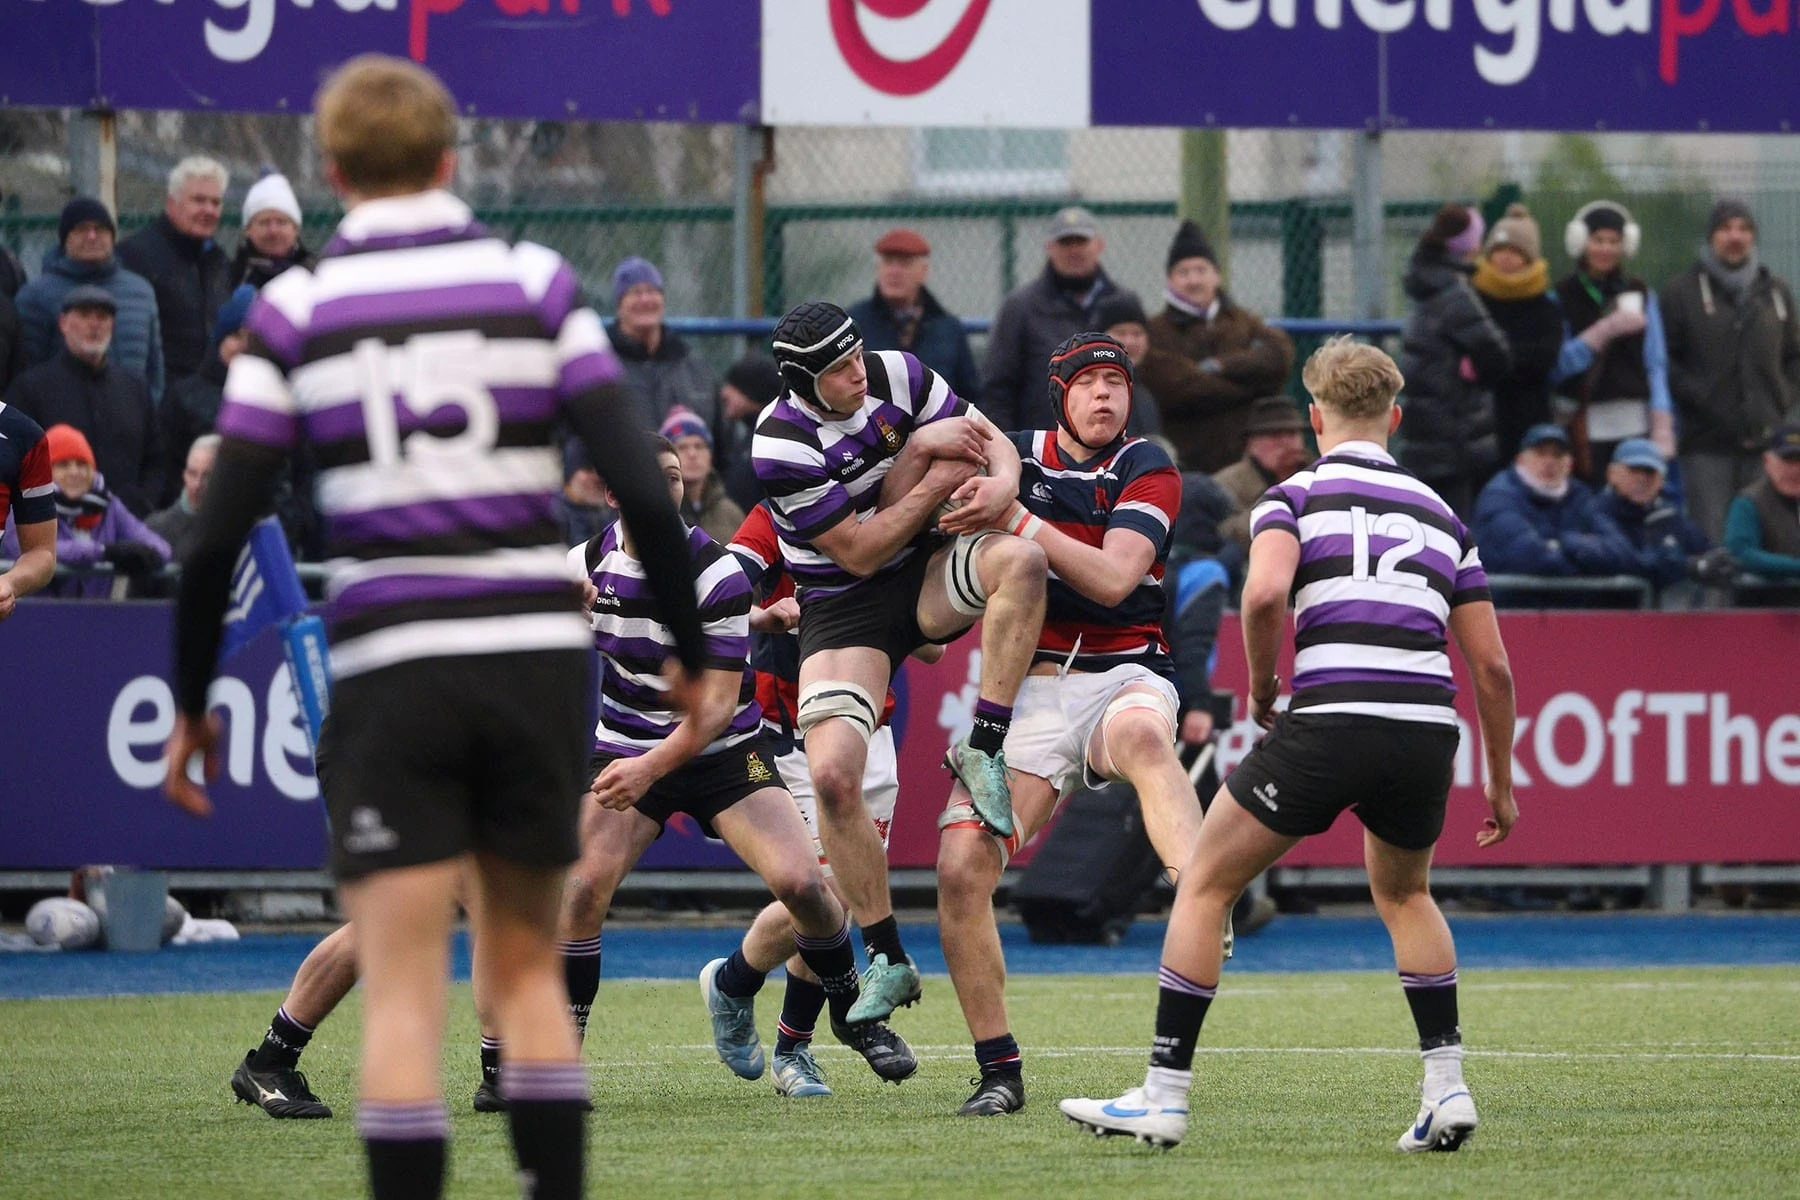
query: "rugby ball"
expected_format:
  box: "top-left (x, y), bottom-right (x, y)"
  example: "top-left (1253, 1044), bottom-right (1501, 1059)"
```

top-left (26, 897), bottom-right (102, 950)
top-left (163, 894), bottom-right (190, 945)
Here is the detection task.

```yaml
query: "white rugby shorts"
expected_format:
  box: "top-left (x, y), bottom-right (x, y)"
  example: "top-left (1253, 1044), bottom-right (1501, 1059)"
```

top-left (1004, 663), bottom-right (1179, 795)
top-left (776, 725), bottom-right (900, 877)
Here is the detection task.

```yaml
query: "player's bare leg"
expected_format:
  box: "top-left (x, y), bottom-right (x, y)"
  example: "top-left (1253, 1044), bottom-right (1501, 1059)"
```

top-left (232, 922), bottom-right (358, 1118)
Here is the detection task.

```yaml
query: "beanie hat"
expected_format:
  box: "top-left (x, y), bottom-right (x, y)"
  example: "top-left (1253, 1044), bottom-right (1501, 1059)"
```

top-left (1485, 202), bottom-right (1542, 261)
top-left (1165, 220), bottom-right (1217, 272)
top-left (242, 169), bottom-right (301, 227)
top-left (1444, 208), bottom-right (1486, 259)
top-left (611, 256), bottom-right (664, 310)
top-left (45, 423), bottom-right (97, 468)
top-left (214, 283), bottom-right (257, 343)
top-left (1707, 197), bottom-right (1756, 235)
top-left (1422, 203), bottom-right (1474, 252)
top-left (1047, 331), bottom-right (1133, 451)
top-left (724, 353), bottom-right (784, 408)
top-left (658, 405), bottom-right (712, 448)
top-left (58, 196), bottom-right (115, 246)
top-left (1093, 291), bottom-right (1150, 331)
top-left (1581, 204), bottom-right (1628, 237)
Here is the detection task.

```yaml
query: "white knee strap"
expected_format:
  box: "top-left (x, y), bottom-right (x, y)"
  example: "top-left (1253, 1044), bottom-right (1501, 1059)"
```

top-left (943, 530), bottom-right (998, 618)
top-left (796, 680), bottom-right (880, 741)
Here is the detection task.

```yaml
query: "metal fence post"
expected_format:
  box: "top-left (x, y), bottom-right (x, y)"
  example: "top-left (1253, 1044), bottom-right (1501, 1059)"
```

top-left (731, 125), bottom-right (755, 321)
top-left (69, 109), bottom-right (118, 215)
top-left (1352, 129), bottom-right (1385, 320)
top-left (1180, 129), bottom-right (1231, 283)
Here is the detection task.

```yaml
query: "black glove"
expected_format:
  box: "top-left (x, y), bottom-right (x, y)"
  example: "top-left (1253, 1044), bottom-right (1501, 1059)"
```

top-left (1687, 546), bottom-right (1738, 586)
top-left (103, 541), bottom-right (165, 575)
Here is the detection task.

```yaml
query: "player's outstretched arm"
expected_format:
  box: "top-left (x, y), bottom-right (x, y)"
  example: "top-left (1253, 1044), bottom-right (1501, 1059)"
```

top-left (937, 414), bottom-right (1024, 533)
top-left (816, 455), bottom-right (973, 578)
top-left (590, 666), bottom-right (741, 811)
top-left (0, 519), bottom-right (56, 618)
top-left (1449, 599), bottom-right (1518, 847)
top-left (1240, 528), bottom-right (1300, 729)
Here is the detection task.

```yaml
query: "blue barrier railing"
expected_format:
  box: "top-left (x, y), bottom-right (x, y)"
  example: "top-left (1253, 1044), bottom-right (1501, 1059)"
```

top-left (664, 316), bottom-right (1408, 340)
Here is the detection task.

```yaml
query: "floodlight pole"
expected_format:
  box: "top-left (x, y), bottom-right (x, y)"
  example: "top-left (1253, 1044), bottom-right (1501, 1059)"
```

top-left (69, 108), bottom-right (118, 216)
top-left (1352, 127), bottom-right (1385, 320)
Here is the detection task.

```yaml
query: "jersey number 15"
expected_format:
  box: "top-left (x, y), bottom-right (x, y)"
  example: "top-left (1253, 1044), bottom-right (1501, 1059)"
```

top-left (354, 332), bottom-right (500, 466)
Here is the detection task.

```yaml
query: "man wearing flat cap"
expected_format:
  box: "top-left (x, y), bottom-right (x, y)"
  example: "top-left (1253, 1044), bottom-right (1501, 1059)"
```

top-left (848, 228), bottom-right (978, 402)
top-left (1211, 394), bottom-right (1312, 554)
top-left (1660, 197), bottom-right (1800, 544)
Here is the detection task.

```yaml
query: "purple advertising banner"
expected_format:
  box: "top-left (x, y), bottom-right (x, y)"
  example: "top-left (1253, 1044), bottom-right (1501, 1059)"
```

top-left (1091, 0), bottom-right (1800, 132)
top-left (4, 0), bottom-right (758, 122)
top-left (0, 599), bottom-right (750, 872)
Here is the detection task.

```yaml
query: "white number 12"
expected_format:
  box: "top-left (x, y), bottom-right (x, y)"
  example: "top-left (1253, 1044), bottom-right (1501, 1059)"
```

top-left (1349, 505), bottom-right (1428, 589)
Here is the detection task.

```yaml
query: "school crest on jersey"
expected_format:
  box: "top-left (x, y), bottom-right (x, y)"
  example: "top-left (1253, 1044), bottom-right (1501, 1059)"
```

top-left (873, 414), bottom-right (902, 454)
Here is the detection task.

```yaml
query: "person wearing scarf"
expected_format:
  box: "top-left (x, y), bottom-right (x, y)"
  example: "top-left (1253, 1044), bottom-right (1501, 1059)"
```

top-left (1, 423), bottom-right (169, 598)
top-left (1136, 220), bottom-right (1293, 473)
top-left (1472, 204), bottom-right (1564, 461)
top-left (1660, 197), bottom-right (1800, 543)
top-left (231, 170), bottom-right (315, 289)
top-left (1549, 200), bottom-right (1674, 487)
top-left (1471, 422), bottom-right (1637, 595)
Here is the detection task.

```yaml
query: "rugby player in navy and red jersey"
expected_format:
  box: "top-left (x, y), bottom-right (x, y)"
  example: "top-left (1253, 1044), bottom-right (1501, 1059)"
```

top-left (753, 301), bottom-right (1048, 1023)
top-left (935, 333), bottom-right (1206, 1118)
top-left (162, 55), bottom-right (703, 1200)
top-left (1062, 336), bottom-right (1518, 1152)
top-left (0, 401), bottom-right (56, 616)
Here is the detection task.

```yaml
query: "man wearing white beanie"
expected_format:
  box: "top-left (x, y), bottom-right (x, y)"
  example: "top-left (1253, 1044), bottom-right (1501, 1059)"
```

top-left (233, 169), bottom-right (313, 289)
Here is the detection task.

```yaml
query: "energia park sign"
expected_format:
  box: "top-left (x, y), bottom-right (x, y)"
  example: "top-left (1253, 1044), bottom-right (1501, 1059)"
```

top-left (3, 0), bottom-right (1795, 131)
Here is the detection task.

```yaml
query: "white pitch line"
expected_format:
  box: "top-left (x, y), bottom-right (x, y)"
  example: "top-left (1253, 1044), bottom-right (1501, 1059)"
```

top-left (646, 1043), bottom-right (1800, 1063)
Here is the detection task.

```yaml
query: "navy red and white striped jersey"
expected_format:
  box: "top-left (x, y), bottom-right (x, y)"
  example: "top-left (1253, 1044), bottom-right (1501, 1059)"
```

top-left (573, 522), bottom-right (760, 758)
top-left (0, 403), bottom-right (54, 529)
top-left (214, 191), bottom-right (608, 680)
top-left (751, 349), bottom-right (966, 601)
top-left (1249, 440), bottom-right (1490, 727)
top-left (1012, 430), bottom-right (1180, 676)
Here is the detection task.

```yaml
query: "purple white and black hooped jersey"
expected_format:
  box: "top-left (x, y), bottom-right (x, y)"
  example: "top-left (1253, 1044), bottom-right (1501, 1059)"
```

top-left (214, 190), bottom-right (615, 680)
top-left (751, 349), bottom-right (966, 601)
top-left (1249, 440), bottom-right (1490, 727)
top-left (571, 523), bottom-right (760, 758)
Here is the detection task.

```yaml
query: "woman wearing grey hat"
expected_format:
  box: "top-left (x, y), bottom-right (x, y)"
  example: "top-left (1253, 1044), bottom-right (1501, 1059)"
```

top-left (1472, 203), bottom-right (1564, 461)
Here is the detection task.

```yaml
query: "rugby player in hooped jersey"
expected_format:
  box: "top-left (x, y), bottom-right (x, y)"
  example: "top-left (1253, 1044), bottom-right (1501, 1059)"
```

top-left (1061, 336), bottom-right (1518, 1152)
top-left (162, 55), bottom-right (706, 1200)
top-left (754, 301), bottom-right (1048, 1024)
top-left (935, 332), bottom-right (1205, 1118)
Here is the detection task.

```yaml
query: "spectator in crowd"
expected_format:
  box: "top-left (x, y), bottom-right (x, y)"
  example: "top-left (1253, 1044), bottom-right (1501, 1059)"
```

top-left (1550, 200), bottom-right (1673, 485)
top-left (605, 255), bottom-right (719, 430)
top-left (4, 286), bottom-right (163, 516)
top-left (1597, 437), bottom-right (1710, 589)
top-left (117, 156), bottom-right (233, 384)
top-left (2, 423), bottom-right (168, 598)
top-left (1138, 220), bottom-right (1295, 474)
top-left (557, 440), bottom-right (611, 549)
top-left (1396, 204), bottom-right (1513, 517)
top-left (147, 432), bottom-right (219, 562)
top-left (1472, 203), bottom-right (1563, 461)
top-left (1213, 394), bottom-right (1311, 555)
top-left (1162, 466), bottom-right (1236, 741)
top-left (847, 228), bottom-right (978, 401)
top-left (162, 284), bottom-right (254, 501)
top-left (1724, 420), bottom-right (1800, 581)
top-left (1661, 198), bottom-right (1800, 543)
top-left (1473, 423), bottom-right (1636, 581)
top-left (716, 351), bottom-right (782, 511)
top-left (14, 197), bottom-right (164, 404)
top-left (232, 170), bottom-right (314, 289)
top-left (981, 206), bottom-right (1120, 433)
top-left (0, 403), bottom-right (56, 619)
top-left (659, 404), bottom-right (744, 544)
top-left (0, 289), bottom-right (23, 396)
top-left (0, 208), bottom-right (24, 299)
top-left (1093, 291), bottom-right (1163, 439)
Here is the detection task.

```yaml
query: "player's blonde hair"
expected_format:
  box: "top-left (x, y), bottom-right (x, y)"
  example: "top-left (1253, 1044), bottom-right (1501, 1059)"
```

top-left (1301, 335), bottom-right (1405, 421)
top-left (314, 55), bottom-right (458, 196)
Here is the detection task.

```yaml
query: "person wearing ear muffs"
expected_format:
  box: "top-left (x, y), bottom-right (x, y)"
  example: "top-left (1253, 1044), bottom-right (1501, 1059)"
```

top-left (1549, 200), bottom-right (1674, 486)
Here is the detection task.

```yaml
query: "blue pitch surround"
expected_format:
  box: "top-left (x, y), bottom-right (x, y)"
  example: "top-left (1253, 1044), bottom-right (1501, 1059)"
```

top-left (2, 914), bottom-right (1797, 1000)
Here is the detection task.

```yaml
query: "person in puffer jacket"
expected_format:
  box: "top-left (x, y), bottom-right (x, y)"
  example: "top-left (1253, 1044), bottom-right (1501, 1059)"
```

top-left (1396, 204), bottom-right (1513, 518)
top-left (1473, 423), bottom-right (1637, 588)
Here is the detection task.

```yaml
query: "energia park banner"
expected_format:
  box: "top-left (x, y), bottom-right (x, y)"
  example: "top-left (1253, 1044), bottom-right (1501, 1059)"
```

top-left (0, 601), bottom-right (1796, 872)
top-left (3, 0), bottom-right (1796, 131)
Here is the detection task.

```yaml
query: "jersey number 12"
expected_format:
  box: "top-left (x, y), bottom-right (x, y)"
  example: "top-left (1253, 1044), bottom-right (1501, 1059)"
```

top-left (1348, 505), bottom-right (1427, 589)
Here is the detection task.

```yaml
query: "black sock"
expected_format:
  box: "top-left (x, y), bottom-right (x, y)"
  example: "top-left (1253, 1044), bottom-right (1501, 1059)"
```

top-left (974, 1033), bottom-right (1022, 1078)
top-left (359, 1101), bottom-right (448, 1200)
top-left (480, 1036), bottom-right (502, 1089)
top-left (503, 1063), bottom-right (588, 1200)
top-left (859, 915), bottom-right (907, 966)
top-left (714, 948), bottom-right (766, 1000)
top-left (1400, 968), bottom-right (1461, 1050)
top-left (1150, 966), bottom-right (1216, 1071)
top-left (794, 925), bottom-right (860, 1028)
top-left (560, 937), bottom-right (601, 1042)
top-left (776, 975), bottom-right (828, 1054)
top-left (969, 699), bottom-right (1013, 755)
top-left (249, 1005), bottom-right (313, 1071)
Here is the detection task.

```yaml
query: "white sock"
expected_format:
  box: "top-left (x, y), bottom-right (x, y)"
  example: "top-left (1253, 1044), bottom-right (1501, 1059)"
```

top-left (1422, 1044), bottom-right (1465, 1096)
top-left (1143, 1065), bottom-right (1193, 1107)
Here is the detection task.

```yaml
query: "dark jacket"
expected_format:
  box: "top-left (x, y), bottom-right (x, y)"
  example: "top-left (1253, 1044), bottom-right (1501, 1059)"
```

top-left (981, 264), bottom-right (1120, 434)
top-left (1211, 455), bottom-right (1278, 552)
top-left (116, 215), bottom-right (233, 382)
top-left (681, 473), bottom-right (747, 547)
top-left (1472, 265), bottom-right (1563, 461)
top-left (1137, 298), bottom-right (1294, 474)
top-left (0, 292), bottom-right (24, 395)
top-left (604, 322), bottom-right (720, 431)
top-left (1472, 467), bottom-right (1637, 577)
top-left (1725, 477), bottom-right (1800, 578)
top-left (1598, 486), bottom-right (1710, 587)
top-left (1660, 262), bottom-right (1800, 457)
top-left (848, 286), bottom-right (979, 403)
top-left (1396, 250), bottom-right (1512, 487)
top-left (161, 348), bottom-right (226, 503)
top-left (0, 246), bottom-right (25, 300)
top-left (3, 350), bottom-right (165, 517)
top-left (1163, 469), bottom-right (1236, 714)
top-left (230, 239), bottom-right (315, 291)
top-left (14, 247), bottom-right (165, 404)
